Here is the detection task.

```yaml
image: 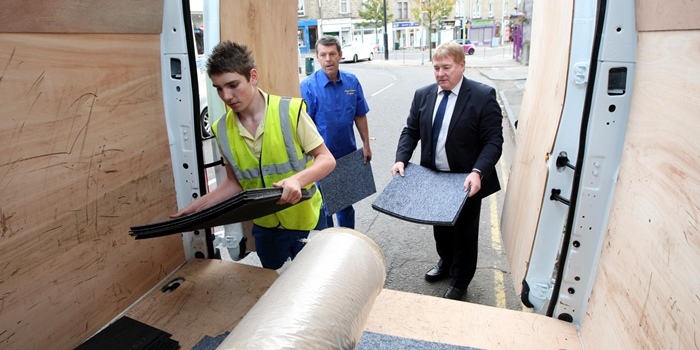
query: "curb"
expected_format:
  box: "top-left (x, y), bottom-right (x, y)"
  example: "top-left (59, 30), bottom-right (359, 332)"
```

top-left (499, 90), bottom-right (518, 137)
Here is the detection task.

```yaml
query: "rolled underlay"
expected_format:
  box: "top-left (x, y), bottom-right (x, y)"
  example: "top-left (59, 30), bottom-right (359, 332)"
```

top-left (217, 227), bottom-right (386, 350)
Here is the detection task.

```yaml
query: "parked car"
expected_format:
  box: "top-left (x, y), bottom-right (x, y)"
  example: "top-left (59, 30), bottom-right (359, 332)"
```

top-left (341, 42), bottom-right (375, 63)
top-left (199, 94), bottom-right (213, 139)
top-left (452, 39), bottom-right (476, 55)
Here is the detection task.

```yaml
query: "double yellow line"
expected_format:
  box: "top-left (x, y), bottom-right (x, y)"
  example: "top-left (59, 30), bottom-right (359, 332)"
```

top-left (489, 158), bottom-right (509, 309)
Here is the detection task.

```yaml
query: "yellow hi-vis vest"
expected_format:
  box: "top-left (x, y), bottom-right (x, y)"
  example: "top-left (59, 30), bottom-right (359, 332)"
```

top-left (212, 94), bottom-right (322, 230)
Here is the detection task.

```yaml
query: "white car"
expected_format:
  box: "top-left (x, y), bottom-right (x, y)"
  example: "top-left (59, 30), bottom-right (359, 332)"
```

top-left (341, 42), bottom-right (375, 63)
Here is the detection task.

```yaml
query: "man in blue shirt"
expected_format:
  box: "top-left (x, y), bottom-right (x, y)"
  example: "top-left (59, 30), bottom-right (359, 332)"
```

top-left (301, 36), bottom-right (372, 229)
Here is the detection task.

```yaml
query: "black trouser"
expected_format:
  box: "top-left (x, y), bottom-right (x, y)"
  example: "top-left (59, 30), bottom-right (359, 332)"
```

top-left (433, 197), bottom-right (482, 290)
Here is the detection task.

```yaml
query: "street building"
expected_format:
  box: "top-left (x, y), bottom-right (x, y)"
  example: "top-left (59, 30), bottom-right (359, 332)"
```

top-left (296, 0), bottom-right (526, 53)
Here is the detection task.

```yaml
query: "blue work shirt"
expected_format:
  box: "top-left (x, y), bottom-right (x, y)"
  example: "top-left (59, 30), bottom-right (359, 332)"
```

top-left (301, 69), bottom-right (370, 159)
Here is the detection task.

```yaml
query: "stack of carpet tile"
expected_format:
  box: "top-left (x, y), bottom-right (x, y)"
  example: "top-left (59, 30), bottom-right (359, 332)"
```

top-left (130, 188), bottom-right (312, 239)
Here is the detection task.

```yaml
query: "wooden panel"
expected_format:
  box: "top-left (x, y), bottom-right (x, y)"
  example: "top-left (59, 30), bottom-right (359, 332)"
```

top-left (0, 0), bottom-right (163, 34)
top-left (635, 0), bottom-right (700, 32)
top-left (0, 33), bottom-right (184, 349)
top-left (500, 0), bottom-right (574, 287)
top-left (127, 259), bottom-right (278, 349)
top-left (581, 30), bottom-right (700, 349)
top-left (366, 289), bottom-right (582, 349)
top-left (220, 0), bottom-right (300, 98)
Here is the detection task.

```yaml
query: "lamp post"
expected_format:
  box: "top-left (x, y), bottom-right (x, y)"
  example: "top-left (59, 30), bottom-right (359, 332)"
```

top-left (420, 11), bottom-right (425, 65)
top-left (383, 0), bottom-right (389, 60)
top-left (462, 0), bottom-right (468, 40)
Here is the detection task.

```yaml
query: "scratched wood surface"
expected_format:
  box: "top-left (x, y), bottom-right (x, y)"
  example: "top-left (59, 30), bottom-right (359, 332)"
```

top-left (634, 0), bottom-right (700, 32)
top-left (220, 0), bottom-right (301, 98)
top-left (580, 29), bottom-right (700, 349)
top-left (500, 0), bottom-right (574, 290)
top-left (126, 259), bottom-right (277, 349)
top-left (0, 33), bottom-right (184, 349)
top-left (0, 0), bottom-right (162, 34)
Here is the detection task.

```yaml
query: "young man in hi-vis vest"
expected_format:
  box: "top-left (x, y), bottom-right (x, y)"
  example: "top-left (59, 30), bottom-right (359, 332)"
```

top-left (171, 41), bottom-right (336, 269)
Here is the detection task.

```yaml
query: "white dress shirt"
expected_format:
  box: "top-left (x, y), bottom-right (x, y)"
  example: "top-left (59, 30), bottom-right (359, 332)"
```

top-left (433, 78), bottom-right (463, 171)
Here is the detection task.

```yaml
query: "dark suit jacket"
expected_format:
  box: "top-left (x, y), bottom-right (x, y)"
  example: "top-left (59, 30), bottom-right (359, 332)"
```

top-left (396, 76), bottom-right (503, 200)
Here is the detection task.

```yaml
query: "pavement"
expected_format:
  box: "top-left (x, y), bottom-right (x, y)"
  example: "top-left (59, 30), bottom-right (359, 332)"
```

top-left (480, 66), bottom-right (526, 134)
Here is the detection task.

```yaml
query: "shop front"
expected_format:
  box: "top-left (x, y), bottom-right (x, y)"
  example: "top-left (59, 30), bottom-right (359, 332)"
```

top-left (321, 18), bottom-right (353, 47)
top-left (352, 25), bottom-right (382, 51)
top-left (298, 19), bottom-right (318, 54)
top-left (394, 21), bottom-right (422, 49)
top-left (468, 19), bottom-right (496, 46)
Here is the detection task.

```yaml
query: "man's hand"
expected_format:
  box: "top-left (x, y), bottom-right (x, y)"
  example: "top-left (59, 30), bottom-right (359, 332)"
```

top-left (170, 205), bottom-right (197, 219)
top-left (363, 146), bottom-right (373, 164)
top-left (463, 172), bottom-right (481, 197)
top-left (391, 161), bottom-right (405, 177)
top-left (273, 178), bottom-right (303, 204)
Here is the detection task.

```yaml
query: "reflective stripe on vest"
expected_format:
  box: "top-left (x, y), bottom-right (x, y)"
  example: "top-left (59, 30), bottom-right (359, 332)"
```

top-left (216, 97), bottom-right (313, 182)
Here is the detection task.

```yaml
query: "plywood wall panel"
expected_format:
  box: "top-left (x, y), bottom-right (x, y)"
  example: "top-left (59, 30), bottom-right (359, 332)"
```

top-left (0, 0), bottom-right (163, 34)
top-left (220, 0), bottom-right (300, 97)
top-left (581, 30), bottom-right (700, 350)
top-left (500, 0), bottom-right (574, 288)
top-left (0, 33), bottom-right (184, 349)
top-left (635, 0), bottom-right (700, 32)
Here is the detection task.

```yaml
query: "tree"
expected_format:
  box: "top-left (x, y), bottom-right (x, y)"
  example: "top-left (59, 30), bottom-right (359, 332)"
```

top-left (412, 0), bottom-right (454, 60)
top-left (357, 0), bottom-right (393, 45)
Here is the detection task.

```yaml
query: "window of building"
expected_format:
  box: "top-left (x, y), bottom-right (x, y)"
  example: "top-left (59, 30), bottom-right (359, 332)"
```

top-left (503, 1), bottom-right (508, 16)
top-left (489, 0), bottom-right (494, 18)
top-left (397, 1), bottom-right (409, 20)
top-left (298, 0), bottom-right (305, 16)
top-left (473, 0), bottom-right (481, 18)
top-left (339, 0), bottom-right (350, 14)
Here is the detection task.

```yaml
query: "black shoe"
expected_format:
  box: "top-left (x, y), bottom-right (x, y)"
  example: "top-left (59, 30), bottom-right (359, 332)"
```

top-left (443, 286), bottom-right (466, 300)
top-left (424, 265), bottom-right (449, 282)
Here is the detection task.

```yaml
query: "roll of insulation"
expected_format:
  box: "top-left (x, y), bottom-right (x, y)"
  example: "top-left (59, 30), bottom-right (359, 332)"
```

top-left (217, 228), bottom-right (386, 349)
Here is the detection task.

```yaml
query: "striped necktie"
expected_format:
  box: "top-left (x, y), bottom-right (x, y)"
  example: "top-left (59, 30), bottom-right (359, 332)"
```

top-left (431, 90), bottom-right (451, 169)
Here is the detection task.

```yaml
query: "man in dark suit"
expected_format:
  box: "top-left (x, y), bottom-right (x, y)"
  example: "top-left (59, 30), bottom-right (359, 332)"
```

top-left (391, 41), bottom-right (503, 300)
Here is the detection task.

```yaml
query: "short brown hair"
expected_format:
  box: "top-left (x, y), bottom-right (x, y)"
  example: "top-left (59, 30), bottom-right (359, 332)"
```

top-left (206, 40), bottom-right (256, 81)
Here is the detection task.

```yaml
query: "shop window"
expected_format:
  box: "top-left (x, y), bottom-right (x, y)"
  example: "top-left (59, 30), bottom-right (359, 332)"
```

top-left (298, 29), bottom-right (306, 47)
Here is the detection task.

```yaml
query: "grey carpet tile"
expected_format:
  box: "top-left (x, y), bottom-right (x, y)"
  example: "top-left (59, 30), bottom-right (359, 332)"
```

top-left (372, 163), bottom-right (469, 226)
top-left (357, 331), bottom-right (482, 350)
top-left (190, 330), bottom-right (481, 350)
top-left (319, 148), bottom-right (376, 215)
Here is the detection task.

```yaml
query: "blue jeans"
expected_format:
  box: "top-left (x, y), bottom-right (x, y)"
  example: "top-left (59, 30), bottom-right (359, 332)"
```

top-left (252, 209), bottom-right (327, 270)
top-left (325, 205), bottom-right (355, 229)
